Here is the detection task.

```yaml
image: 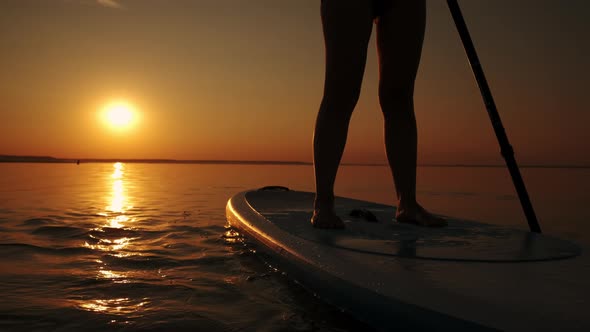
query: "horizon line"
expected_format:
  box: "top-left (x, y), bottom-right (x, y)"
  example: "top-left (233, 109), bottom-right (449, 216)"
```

top-left (1, 154), bottom-right (589, 169)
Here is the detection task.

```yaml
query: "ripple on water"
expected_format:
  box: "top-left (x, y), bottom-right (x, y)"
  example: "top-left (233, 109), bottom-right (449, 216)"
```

top-left (32, 226), bottom-right (88, 238)
top-left (0, 163), bottom-right (380, 332)
top-left (0, 243), bottom-right (94, 257)
top-left (21, 218), bottom-right (61, 226)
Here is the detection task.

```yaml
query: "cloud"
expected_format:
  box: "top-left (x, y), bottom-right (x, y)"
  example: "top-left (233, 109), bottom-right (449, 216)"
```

top-left (97, 0), bottom-right (123, 9)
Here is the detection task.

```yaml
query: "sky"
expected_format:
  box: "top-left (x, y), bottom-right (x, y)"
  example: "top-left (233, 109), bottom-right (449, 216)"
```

top-left (0, 0), bottom-right (588, 165)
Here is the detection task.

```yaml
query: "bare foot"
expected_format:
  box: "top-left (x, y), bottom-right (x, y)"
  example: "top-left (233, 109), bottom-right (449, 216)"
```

top-left (311, 210), bottom-right (345, 229)
top-left (395, 204), bottom-right (447, 227)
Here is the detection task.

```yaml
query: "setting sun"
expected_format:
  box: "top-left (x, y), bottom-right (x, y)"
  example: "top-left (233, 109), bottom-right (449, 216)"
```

top-left (102, 101), bottom-right (137, 129)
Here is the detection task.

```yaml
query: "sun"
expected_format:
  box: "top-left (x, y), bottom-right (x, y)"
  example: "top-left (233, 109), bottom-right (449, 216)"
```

top-left (102, 101), bottom-right (137, 129)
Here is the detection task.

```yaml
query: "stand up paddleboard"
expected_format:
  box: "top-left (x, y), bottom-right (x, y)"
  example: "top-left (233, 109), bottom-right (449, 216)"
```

top-left (226, 187), bottom-right (589, 331)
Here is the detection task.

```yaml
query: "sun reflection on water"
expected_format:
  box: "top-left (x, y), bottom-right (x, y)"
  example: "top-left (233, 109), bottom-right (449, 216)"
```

top-left (77, 297), bottom-right (150, 316)
top-left (78, 162), bottom-right (150, 317)
top-left (106, 162), bottom-right (132, 228)
top-left (96, 162), bottom-right (136, 251)
top-left (98, 269), bottom-right (128, 282)
top-left (85, 236), bottom-right (137, 256)
top-left (84, 162), bottom-right (136, 252)
top-left (222, 228), bottom-right (243, 245)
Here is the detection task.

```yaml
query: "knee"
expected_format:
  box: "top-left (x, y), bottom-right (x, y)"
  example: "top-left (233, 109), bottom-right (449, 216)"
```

top-left (378, 80), bottom-right (415, 118)
top-left (321, 83), bottom-right (362, 117)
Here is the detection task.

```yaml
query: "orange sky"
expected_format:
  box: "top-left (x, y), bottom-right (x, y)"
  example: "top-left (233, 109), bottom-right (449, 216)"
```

top-left (1, 0), bottom-right (588, 165)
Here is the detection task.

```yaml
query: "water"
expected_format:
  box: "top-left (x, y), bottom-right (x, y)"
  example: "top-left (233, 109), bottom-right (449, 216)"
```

top-left (0, 163), bottom-right (588, 331)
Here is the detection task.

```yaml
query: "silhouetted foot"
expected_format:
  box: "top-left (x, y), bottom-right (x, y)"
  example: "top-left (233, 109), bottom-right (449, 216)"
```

top-left (395, 204), bottom-right (447, 227)
top-left (311, 210), bottom-right (345, 229)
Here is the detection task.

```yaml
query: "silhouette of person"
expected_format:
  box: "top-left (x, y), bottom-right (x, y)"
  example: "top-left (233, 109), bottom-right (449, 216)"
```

top-left (312, 0), bottom-right (447, 229)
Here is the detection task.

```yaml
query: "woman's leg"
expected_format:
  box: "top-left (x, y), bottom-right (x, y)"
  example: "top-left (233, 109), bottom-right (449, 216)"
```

top-left (376, 0), bottom-right (446, 226)
top-left (312, 0), bottom-right (374, 228)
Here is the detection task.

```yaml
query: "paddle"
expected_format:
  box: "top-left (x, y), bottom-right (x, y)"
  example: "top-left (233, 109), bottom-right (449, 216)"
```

top-left (446, 0), bottom-right (542, 233)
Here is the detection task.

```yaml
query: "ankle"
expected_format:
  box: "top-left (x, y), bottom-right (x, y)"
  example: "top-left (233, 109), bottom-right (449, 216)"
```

top-left (397, 198), bottom-right (417, 212)
top-left (314, 194), bottom-right (335, 212)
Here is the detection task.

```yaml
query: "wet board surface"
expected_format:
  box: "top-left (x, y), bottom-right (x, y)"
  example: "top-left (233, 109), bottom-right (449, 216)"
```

top-left (226, 188), bottom-right (590, 331)
top-left (247, 190), bottom-right (579, 262)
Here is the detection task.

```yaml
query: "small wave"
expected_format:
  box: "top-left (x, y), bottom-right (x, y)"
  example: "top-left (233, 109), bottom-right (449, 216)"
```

top-left (168, 224), bottom-right (224, 236)
top-left (100, 254), bottom-right (182, 269)
top-left (64, 211), bottom-right (104, 218)
top-left (32, 226), bottom-right (87, 238)
top-left (88, 227), bottom-right (138, 239)
top-left (46, 214), bottom-right (68, 220)
top-left (162, 242), bottom-right (197, 250)
top-left (0, 243), bottom-right (94, 256)
top-left (22, 218), bottom-right (61, 226)
top-left (100, 253), bottom-right (231, 270)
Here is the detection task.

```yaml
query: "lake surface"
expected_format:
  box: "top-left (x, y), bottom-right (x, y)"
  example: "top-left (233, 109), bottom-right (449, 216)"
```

top-left (0, 163), bottom-right (588, 331)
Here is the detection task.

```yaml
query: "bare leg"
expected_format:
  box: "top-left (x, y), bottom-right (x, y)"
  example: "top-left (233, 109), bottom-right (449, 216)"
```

top-left (376, 0), bottom-right (446, 227)
top-left (312, 0), bottom-right (374, 229)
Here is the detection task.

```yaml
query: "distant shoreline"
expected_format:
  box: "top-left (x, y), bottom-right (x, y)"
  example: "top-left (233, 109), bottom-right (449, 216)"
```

top-left (0, 155), bottom-right (310, 166)
top-left (1, 155), bottom-right (589, 169)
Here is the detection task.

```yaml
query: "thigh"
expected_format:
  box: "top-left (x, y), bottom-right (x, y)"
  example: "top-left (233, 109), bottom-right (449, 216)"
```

top-left (375, 0), bottom-right (426, 88)
top-left (321, 0), bottom-right (374, 97)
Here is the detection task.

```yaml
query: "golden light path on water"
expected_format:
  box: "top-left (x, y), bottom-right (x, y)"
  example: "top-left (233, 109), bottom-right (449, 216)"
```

top-left (79, 162), bottom-right (150, 319)
top-left (84, 162), bottom-right (135, 253)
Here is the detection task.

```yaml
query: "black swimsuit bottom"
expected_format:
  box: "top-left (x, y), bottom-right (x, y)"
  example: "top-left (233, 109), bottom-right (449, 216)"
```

top-left (321, 0), bottom-right (393, 19)
top-left (372, 0), bottom-right (393, 19)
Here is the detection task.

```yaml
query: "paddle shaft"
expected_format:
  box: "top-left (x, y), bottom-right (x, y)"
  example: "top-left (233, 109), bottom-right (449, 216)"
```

top-left (446, 0), bottom-right (542, 233)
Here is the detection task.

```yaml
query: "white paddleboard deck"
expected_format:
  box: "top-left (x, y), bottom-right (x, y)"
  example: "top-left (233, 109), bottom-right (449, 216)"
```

top-left (226, 188), bottom-right (589, 331)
